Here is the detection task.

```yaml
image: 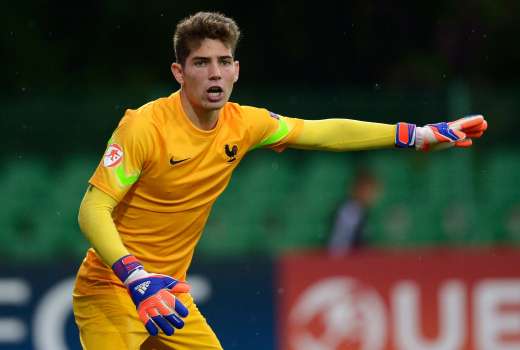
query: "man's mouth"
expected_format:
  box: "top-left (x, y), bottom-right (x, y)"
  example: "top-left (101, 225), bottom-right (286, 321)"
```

top-left (206, 86), bottom-right (224, 102)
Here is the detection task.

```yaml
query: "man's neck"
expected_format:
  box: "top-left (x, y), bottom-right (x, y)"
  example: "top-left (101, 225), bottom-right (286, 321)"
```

top-left (179, 90), bottom-right (219, 131)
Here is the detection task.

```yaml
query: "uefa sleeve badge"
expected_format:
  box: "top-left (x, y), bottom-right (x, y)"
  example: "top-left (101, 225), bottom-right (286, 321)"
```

top-left (103, 143), bottom-right (124, 167)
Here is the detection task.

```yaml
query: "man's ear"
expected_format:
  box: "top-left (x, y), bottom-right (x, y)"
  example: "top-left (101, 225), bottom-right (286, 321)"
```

top-left (171, 63), bottom-right (184, 85)
top-left (233, 60), bottom-right (240, 83)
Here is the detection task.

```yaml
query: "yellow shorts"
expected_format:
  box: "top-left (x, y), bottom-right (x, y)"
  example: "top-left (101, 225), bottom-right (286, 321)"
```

top-left (73, 291), bottom-right (223, 350)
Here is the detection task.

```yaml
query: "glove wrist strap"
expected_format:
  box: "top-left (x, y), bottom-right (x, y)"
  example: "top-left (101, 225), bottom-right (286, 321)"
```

top-left (414, 126), bottom-right (429, 151)
top-left (395, 122), bottom-right (416, 148)
top-left (112, 254), bottom-right (145, 284)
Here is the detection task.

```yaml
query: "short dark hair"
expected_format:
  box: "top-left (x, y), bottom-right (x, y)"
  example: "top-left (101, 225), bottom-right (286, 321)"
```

top-left (173, 12), bottom-right (241, 66)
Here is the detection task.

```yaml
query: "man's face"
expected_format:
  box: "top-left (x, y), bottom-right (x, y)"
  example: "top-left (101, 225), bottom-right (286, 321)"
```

top-left (172, 38), bottom-right (239, 114)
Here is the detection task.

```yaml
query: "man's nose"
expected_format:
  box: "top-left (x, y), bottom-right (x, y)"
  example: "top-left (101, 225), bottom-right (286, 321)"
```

top-left (208, 62), bottom-right (221, 80)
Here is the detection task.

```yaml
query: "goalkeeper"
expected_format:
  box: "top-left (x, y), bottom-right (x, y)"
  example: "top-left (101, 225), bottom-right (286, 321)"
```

top-left (72, 11), bottom-right (488, 350)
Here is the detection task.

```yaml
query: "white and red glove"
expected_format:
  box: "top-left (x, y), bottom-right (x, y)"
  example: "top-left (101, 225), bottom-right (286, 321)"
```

top-left (395, 115), bottom-right (488, 151)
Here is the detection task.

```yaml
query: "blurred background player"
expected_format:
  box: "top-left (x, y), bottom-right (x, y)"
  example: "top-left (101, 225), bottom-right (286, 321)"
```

top-left (71, 11), bottom-right (488, 350)
top-left (328, 167), bottom-right (382, 256)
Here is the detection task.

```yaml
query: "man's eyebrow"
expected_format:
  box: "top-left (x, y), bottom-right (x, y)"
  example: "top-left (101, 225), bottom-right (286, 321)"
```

top-left (191, 55), bottom-right (233, 60)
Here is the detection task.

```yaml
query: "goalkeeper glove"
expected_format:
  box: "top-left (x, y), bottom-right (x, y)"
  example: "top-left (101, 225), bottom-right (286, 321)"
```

top-left (395, 115), bottom-right (488, 151)
top-left (112, 255), bottom-right (190, 336)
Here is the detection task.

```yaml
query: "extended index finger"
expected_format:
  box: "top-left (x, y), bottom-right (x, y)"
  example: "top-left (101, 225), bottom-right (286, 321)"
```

top-left (450, 115), bottom-right (485, 131)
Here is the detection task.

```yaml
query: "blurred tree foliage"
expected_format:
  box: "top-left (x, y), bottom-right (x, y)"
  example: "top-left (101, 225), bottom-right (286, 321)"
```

top-left (2, 0), bottom-right (519, 94)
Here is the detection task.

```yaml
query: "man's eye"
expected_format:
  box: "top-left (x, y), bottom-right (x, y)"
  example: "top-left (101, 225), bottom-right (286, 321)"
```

top-left (220, 60), bottom-right (232, 66)
top-left (194, 61), bottom-right (206, 67)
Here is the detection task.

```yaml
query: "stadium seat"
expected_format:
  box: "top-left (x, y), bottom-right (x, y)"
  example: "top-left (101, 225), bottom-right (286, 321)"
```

top-left (39, 156), bottom-right (96, 259)
top-left (364, 152), bottom-right (418, 246)
top-left (274, 152), bottom-right (350, 253)
top-left (419, 150), bottom-right (479, 245)
top-left (0, 159), bottom-right (57, 261)
top-left (478, 150), bottom-right (520, 244)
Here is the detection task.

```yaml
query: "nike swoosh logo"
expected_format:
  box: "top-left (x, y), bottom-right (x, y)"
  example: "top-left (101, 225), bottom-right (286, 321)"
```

top-left (170, 157), bottom-right (190, 165)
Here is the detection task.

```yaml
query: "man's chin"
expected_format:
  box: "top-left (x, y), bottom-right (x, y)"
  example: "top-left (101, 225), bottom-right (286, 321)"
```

top-left (204, 99), bottom-right (227, 110)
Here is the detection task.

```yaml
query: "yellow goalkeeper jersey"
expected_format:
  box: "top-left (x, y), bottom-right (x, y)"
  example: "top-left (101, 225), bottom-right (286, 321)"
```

top-left (74, 91), bottom-right (303, 295)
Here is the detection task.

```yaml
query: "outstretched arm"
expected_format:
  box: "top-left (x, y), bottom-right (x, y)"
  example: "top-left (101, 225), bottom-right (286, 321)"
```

top-left (288, 115), bottom-right (487, 152)
top-left (289, 119), bottom-right (396, 151)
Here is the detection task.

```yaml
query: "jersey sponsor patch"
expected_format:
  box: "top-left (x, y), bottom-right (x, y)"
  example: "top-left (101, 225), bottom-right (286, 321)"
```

top-left (103, 143), bottom-right (124, 167)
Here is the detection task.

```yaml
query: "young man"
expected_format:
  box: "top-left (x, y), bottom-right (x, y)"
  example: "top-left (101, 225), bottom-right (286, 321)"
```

top-left (72, 11), bottom-right (488, 350)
